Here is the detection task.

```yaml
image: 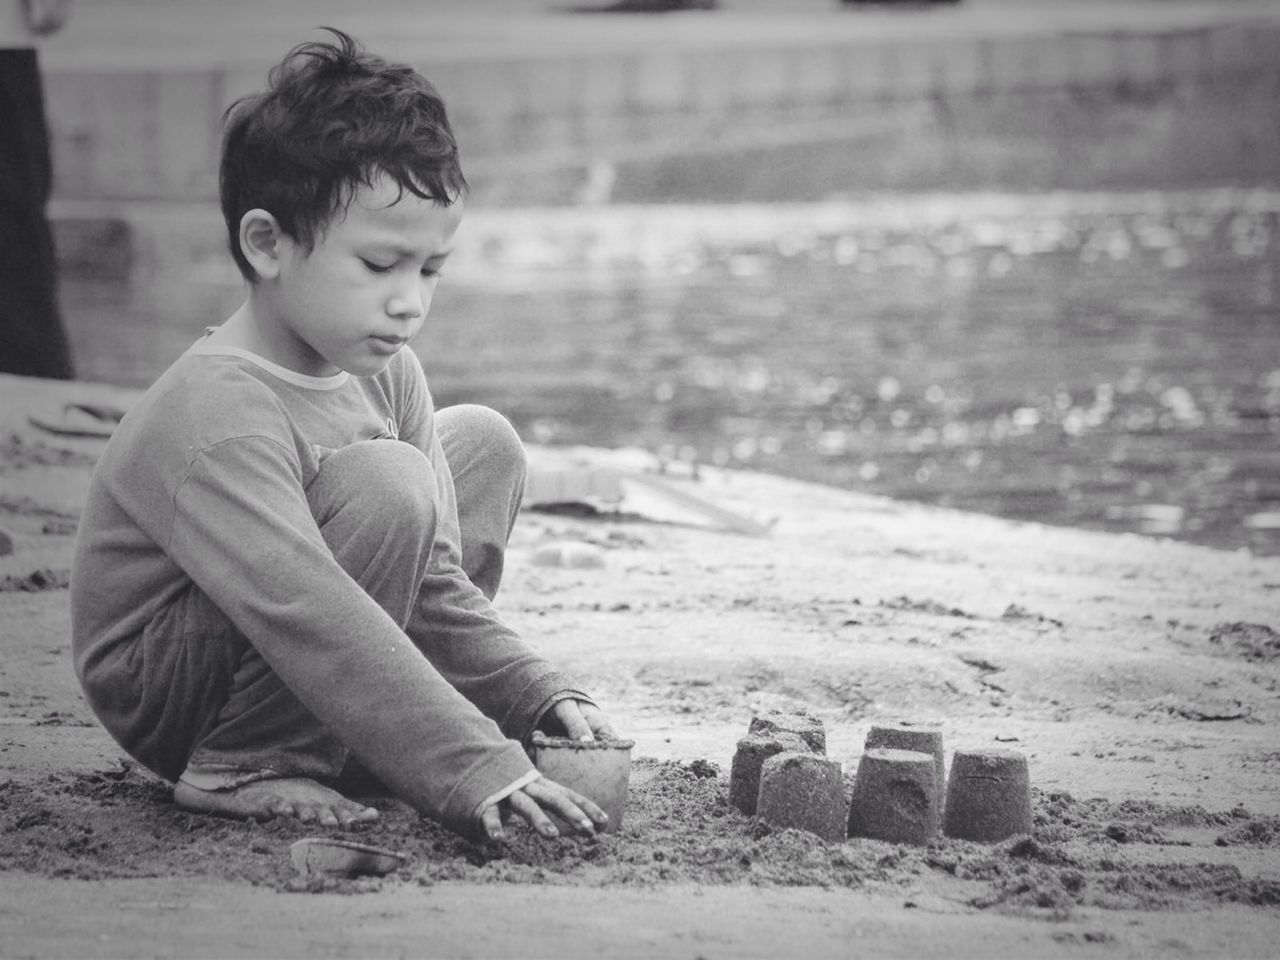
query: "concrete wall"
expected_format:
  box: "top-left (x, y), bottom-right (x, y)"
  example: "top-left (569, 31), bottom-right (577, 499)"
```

top-left (44, 16), bottom-right (1280, 285)
top-left (43, 18), bottom-right (1280, 207)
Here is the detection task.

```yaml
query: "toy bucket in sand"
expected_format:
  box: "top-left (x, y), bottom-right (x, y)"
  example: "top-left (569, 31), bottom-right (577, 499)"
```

top-left (530, 731), bottom-right (634, 834)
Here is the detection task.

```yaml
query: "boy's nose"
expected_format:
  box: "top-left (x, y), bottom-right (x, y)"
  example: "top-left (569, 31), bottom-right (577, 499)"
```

top-left (387, 286), bottom-right (426, 320)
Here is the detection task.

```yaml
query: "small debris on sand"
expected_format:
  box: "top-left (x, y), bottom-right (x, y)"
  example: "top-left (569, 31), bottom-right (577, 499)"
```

top-left (0, 568), bottom-right (70, 593)
top-left (289, 838), bottom-right (407, 878)
top-left (531, 541), bottom-right (607, 569)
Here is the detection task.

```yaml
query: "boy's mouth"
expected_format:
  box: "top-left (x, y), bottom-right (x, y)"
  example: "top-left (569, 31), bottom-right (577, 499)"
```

top-left (368, 334), bottom-right (408, 355)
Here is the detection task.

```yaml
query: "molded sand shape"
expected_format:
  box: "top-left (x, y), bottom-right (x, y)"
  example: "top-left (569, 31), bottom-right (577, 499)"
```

top-left (530, 731), bottom-right (634, 834)
top-left (943, 749), bottom-right (1032, 842)
top-left (748, 708), bottom-right (827, 754)
top-left (729, 731), bottom-right (811, 815)
top-left (756, 751), bottom-right (846, 843)
top-left (847, 748), bottom-right (939, 845)
top-left (290, 837), bottom-right (408, 877)
top-left (864, 722), bottom-right (945, 827)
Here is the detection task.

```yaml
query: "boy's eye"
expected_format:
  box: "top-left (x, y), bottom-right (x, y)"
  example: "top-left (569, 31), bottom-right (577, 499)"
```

top-left (360, 258), bottom-right (393, 273)
top-left (420, 267), bottom-right (442, 279)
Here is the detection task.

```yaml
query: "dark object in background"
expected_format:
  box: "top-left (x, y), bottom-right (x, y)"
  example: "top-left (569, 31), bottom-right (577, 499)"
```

top-left (563, 0), bottom-right (717, 12)
top-left (840, 0), bottom-right (960, 5)
top-left (0, 48), bottom-right (74, 379)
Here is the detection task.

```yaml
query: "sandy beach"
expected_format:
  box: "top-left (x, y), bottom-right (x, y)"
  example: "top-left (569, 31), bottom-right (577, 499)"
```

top-left (2, 0), bottom-right (1278, 953)
top-left (1, 371), bottom-right (1278, 957)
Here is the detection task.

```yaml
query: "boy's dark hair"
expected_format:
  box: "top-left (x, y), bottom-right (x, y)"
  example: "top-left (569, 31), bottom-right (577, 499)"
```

top-left (220, 28), bottom-right (468, 280)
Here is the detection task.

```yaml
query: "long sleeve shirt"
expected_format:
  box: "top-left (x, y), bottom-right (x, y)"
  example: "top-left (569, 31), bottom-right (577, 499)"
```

top-left (70, 339), bottom-right (584, 835)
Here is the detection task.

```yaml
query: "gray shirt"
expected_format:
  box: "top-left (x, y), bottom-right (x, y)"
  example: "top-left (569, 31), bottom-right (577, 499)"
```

top-left (71, 338), bottom-right (584, 834)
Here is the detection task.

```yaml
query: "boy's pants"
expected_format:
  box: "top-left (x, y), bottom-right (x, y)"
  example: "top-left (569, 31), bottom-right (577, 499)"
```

top-left (126, 405), bottom-right (527, 787)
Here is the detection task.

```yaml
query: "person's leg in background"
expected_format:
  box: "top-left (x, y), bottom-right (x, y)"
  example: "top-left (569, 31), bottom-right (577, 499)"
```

top-left (0, 46), bottom-right (74, 379)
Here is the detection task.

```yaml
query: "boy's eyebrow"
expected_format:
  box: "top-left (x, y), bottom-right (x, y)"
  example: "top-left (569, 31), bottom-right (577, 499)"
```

top-left (366, 244), bottom-right (454, 262)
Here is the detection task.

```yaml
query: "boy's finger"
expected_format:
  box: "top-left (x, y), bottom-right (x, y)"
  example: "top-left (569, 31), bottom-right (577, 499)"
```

top-left (479, 804), bottom-right (505, 841)
top-left (582, 706), bottom-right (618, 741)
top-left (524, 779), bottom-right (597, 834)
top-left (562, 788), bottom-right (608, 828)
top-left (552, 701), bottom-right (594, 741)
top-left (509, 790), bottom-right (560, 838)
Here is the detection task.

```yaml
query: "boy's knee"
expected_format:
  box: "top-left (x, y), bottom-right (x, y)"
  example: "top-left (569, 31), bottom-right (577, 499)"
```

top-left (442, 404), bottom-right (527, 478)
top-left (313, 439), bottom-right (438, 524)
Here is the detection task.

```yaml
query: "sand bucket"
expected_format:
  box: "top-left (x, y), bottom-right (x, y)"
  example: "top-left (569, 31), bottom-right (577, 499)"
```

top-left (530, 731), bottom-right (634, 834)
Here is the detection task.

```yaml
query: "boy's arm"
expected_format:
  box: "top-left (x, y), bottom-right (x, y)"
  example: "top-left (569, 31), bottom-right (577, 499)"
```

top-left (394, 355), bottom-right (596, 743)
top-left (404, 431), bottom-right (594, 741)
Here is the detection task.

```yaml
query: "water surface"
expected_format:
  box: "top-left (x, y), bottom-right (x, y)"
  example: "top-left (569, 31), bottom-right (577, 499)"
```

top-left (63, 191), bottom-right (1280, 554)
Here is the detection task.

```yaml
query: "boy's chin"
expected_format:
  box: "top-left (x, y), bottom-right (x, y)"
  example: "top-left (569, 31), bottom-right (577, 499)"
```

top-left (338, 353), bottom-right (398, 378)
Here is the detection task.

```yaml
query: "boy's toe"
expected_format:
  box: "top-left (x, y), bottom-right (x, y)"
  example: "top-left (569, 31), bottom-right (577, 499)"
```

top-left (339, 803), bottom-right (377, 825)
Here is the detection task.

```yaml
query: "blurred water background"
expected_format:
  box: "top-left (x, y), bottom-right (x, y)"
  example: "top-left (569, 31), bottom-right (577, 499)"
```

top-left (62, 189), bottom-right (1280, 555)
top-left (41, 0), bottom-right (1280, 556)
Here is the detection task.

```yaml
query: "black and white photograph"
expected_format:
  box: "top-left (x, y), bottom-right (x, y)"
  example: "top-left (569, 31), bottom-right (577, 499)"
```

top-left (1, 0), bottom-right (1278, 956)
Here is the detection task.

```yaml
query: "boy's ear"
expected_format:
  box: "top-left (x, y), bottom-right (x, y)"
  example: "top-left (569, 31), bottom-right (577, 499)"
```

top-left (239, 209), bottom-right (287, 280)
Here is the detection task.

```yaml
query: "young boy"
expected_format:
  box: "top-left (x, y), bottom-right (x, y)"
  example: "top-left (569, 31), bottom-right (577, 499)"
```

top-left (70, 29), bottom-right (614, 842)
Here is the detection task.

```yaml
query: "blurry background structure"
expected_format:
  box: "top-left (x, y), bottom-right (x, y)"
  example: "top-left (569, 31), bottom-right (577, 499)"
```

top-left (43, 0), bottom-right (1280, 204)
top-left (34, 0), bottom-right (1280, 554)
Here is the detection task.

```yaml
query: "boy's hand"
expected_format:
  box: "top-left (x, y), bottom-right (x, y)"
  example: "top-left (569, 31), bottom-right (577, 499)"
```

top-left (547, 699), bottom-right (617, 742)
top-left (478, 776), bottom-right (608, 841)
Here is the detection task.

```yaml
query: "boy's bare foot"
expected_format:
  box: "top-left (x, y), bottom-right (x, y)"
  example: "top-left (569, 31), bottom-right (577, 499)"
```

top-left (174, 777), bottom-right (380, 826)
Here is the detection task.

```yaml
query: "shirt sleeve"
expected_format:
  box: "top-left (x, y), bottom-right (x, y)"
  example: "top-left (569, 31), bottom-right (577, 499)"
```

top-left (393, 352), bottom-right (595, 743)
top-left (165, 428), bottom-right (535, 836)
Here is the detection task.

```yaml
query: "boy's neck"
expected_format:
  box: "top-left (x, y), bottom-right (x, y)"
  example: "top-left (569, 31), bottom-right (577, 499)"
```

top-left (217, 298), bottom-right (339, 378)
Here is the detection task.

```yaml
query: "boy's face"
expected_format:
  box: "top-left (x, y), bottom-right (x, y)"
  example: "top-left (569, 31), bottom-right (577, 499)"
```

top-left (267, 172), bottom-right (463, 378)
